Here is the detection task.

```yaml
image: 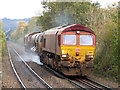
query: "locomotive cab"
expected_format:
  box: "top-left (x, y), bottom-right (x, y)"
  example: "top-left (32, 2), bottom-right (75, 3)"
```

top-left (61, 31), bottom-right (95, 62)
top-left (59, 25), bottom-right (96, 76)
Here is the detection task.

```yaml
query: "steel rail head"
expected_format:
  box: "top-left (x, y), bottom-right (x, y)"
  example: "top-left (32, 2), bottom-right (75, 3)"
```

top-left (68, 80), bottom-right (86, 89)
top-left (44, 65), bottom-right (86, 89)
top-left (44, 65), bottom-right (65, 79)
top-left (76, 79), bottom-right (102, 89)
top-left (85, 78), bottom-right (113, 90)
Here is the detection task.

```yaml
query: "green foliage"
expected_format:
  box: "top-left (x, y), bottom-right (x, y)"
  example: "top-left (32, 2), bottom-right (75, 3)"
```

top-left (10, 21), bottom-right (26, 44)
top-left (0, 21), bottom-right (6, 58)
top-left (37, 2), bottom-right (91, 30)
top-left (24, 17), bottom-right (41, 34)
top-left (93, 7), bottom-right (119, 82)
top-left (117, 2), bottom-right (120, 82)
top-left (10, 17), bottom-right (42, 45)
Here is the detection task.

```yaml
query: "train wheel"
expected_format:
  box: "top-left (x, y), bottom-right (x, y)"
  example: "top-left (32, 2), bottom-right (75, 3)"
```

top-left (53, 60), bottom-right (57, 70)
top-left (51, 59), bottom-right (54, 68)
top-left (46, 56), bottom-right (49, 65)
top-left (42, 52), bottom-right (46, 64)
top-left (55, 62), bottom-right (58, 71)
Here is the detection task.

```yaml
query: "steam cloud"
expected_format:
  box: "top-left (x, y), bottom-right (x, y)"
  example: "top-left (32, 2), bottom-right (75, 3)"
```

top-left (53, 9), bottom-right (74, 27)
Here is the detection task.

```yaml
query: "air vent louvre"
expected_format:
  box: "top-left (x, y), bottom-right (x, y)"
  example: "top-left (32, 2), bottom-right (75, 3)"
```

top-left (58, 24), bottom-right (70, 29)
top-left (73, 25), bottom-right (84, 29)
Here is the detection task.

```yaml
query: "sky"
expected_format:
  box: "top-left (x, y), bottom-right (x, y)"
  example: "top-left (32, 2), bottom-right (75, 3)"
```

top-left (0, 0), bottom-right (43, 19)
top-left (91, 0), bottom-right (119, 8)
top-left (0, 0), bottom-right (119, 19)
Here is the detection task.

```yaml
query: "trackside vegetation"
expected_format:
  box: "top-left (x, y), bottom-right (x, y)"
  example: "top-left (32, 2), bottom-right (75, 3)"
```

top-left (10, 1), bottom-right (119, 82)
top-left (0, 20), bottom-right (6, 85)
top-left (0, 21), bottom-right (6, 59)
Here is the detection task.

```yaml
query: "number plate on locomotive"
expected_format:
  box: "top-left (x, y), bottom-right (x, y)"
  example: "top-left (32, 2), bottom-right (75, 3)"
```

top-left (75, 48), bottom-right (80, 52)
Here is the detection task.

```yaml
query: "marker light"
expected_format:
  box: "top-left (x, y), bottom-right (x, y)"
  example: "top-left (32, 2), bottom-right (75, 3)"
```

top-left (77, 31), bottom-right (80, 34)
top-left (62, 50), bottom-right (64, 53)
top-left (62, 54), bottom-right (69, 58)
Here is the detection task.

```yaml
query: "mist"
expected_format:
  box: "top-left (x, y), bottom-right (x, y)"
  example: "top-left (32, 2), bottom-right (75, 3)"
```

top-left (52, 9), bottom-right (74, 27)
top-left (24, 50), bottom-right (43, 65)
top-left (8, 41), bottom-right (43, 65)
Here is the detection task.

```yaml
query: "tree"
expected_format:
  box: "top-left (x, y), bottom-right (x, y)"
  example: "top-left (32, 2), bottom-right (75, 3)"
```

top-left (37, 2), bottom-right (92, 30)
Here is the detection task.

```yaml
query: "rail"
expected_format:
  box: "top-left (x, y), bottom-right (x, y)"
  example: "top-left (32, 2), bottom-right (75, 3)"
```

top-left (7, 47), bottom-right (26, 89)
top-left (84, 78), bottom-right (112, 90)
top-left (13, 48), bottom-right (53, 89)
top-left (44, 63), bottom-right (112, 90)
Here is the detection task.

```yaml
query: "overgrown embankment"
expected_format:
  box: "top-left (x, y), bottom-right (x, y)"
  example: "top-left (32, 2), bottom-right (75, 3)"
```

top-left (0, 31), bottom-right (6, 57)
top-left (0, 21), bottom-right (6, 87)
top-left (0, 21), bottom-right (6, 60)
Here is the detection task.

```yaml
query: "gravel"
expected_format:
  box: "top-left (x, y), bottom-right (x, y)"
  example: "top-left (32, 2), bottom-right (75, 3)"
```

top-left (27, 62), bottom-right (76, 88)
top-left (2, 50), bottom-right (21, 88)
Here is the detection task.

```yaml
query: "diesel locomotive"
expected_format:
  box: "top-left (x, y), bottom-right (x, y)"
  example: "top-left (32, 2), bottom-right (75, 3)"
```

top-left (24, 24), bottom-right (96, 76)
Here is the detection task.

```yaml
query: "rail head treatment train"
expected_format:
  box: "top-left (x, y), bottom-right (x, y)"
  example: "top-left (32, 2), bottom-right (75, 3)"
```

top-left (24, 24), bottom-right (96, 76)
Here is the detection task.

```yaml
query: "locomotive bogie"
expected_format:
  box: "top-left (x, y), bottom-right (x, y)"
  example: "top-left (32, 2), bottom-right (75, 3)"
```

top-left (24, 32), bottom-right (41, 51)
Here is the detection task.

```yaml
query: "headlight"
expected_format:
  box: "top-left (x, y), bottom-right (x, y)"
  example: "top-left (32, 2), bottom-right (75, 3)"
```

top-left (62, 55), bottom-right (67, 58)
top-left (62, 54), bottom-right (69, 58)
top-left (86, 55), bottom-right (93, 59)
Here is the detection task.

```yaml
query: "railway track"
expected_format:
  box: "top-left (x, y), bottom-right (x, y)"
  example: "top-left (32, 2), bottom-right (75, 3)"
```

top-left (76, 78), bottom-right (112, 90)
top-left (7, 47), bottom-right (26, 89)
top-left (44, 65), bottom-right (86, 89)
top-left (7, 46), bottom-right (53, 89)
top-left (44, 64), bottom-right (112, 90)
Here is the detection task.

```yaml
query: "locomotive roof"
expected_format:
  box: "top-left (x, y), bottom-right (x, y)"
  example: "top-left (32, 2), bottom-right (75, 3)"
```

top-left (44, 24), bottom-right (95, 35)
top-left (25, 32), bottom-right (41, 37)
